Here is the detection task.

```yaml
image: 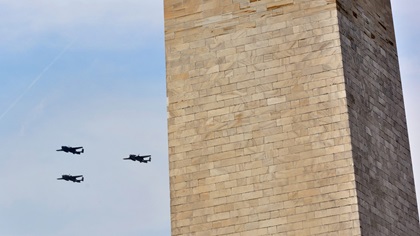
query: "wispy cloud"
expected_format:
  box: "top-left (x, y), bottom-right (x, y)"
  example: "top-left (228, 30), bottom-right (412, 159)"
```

top-left (0, 1), bottom-right (169, 236)
top-left (0, 0), bottom-right (164, 50)
top-left (0, 39), bottom-right (75, 122)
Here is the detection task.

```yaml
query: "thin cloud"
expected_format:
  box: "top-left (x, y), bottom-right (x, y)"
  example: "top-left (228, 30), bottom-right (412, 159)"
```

top-left (0, 39), bottom-right (75, 122)
top-left (0, 0), bottom-right (164, 50)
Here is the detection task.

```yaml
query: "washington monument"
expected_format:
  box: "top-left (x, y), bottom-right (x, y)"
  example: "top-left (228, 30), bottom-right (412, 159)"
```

top-left (164, 1), bottom-right (420, 235)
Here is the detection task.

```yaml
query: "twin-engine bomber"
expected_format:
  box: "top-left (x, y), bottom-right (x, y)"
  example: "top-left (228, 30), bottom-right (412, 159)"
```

top-left (56, 146), bottom-right (84, 155)
top-left (57, 175), bottom-right (84, 183)
top-left (56, 146), bottom-right (151, 183)
top-left (123, 154), bottom-right (151, 163)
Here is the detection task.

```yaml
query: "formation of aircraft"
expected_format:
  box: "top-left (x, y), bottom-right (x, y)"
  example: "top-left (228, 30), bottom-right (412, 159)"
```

top-left (56, 145), bottom-right (151, 183)
top-left (56, 146), bottom-right (84, 155)
top-left (57, 174), bottom-right (84, 183)
top-left (124, 154), bottom-right (151, 163)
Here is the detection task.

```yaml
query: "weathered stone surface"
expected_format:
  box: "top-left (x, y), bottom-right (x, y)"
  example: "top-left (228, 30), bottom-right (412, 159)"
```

top-left (164, 0), bottom-right (419, 235)
top-left (337, 0), bottom-right (420, 235)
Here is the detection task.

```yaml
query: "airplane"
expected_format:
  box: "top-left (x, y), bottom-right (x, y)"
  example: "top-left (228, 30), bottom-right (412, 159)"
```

top-left (123, 154), bottom-right (151, 163)
top-left (56, 146), bottom-right (84, 155)
top-left (57, 175), bottom-right (84, 183)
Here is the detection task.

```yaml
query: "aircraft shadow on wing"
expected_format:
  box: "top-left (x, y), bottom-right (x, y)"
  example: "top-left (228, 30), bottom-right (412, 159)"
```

top-left (57, 174), bottom-right (84, 183)
top-left (123, 154), bottom-right (151, 163)
top-left (57, 146), bottom-right (84, 155)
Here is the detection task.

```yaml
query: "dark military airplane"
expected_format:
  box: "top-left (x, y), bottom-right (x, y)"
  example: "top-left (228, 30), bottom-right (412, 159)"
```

top-left (56, 146), bottom-right (84, 155)
top-left (57, 175), bottom-right (84, 183)
top-left (123, 154), bottom-right (151, 163)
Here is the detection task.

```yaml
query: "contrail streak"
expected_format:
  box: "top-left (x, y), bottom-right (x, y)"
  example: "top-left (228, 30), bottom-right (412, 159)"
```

top-left (0, 39), bottom-right (76, 122)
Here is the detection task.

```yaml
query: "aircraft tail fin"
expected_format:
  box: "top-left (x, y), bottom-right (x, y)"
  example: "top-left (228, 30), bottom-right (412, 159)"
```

top-left (81, 177), bottom-right (84, 182)
top-left (81, 149), bottom-right (84, 154)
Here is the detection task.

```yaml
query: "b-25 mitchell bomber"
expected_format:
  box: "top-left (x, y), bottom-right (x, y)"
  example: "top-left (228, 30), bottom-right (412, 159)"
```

top-left (56, 146), bottom-right (84, 155)
top-left (123, 154), bottom-right (151, 163)
top-left (57, 175), bottom-right (84, 183)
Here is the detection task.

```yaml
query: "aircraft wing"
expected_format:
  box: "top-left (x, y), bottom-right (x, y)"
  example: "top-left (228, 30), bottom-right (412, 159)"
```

top-left (72, 175), bottom-right (83, 178)
top-left (72, 147), bottom-right (83, 150)
top-left (138, 155), bottom-right (151, 158)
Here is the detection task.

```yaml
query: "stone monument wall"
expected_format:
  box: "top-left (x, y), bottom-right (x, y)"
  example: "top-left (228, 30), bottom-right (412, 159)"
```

top-left (164, 0), bottom-right (419, 235)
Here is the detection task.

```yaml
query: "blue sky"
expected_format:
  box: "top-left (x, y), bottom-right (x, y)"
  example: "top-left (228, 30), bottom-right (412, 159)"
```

top-left (392, 0), bottom-right (420, 211)
top-left (0, 1), bottom-right (169, 236)
top-left (0, 1), bottom-right (418, 235)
